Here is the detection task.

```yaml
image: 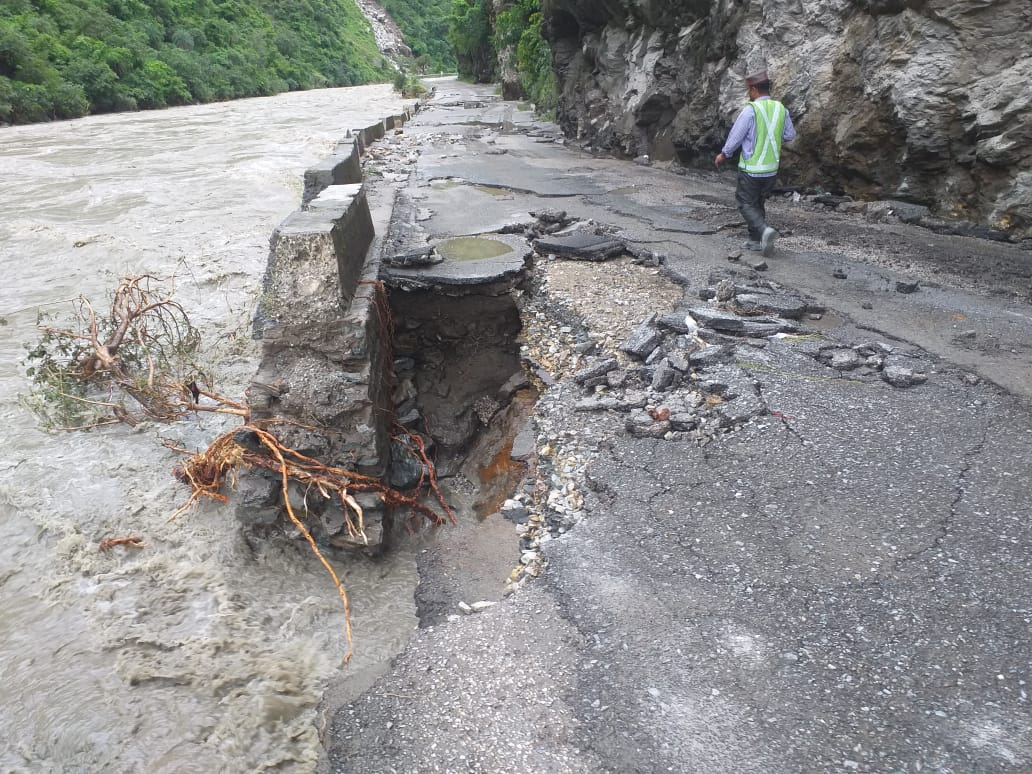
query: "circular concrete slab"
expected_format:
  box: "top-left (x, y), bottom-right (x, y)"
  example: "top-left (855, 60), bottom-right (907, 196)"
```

top-left (382, 232), bottom-right (530, 287)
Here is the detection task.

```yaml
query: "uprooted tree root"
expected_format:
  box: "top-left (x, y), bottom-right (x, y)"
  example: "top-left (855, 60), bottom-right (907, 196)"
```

top-left (26, 274), bottom-right (456, 662)
top-left (170, 421), bottom-right (455, 662)
top-left (23, 274), bottom-right (246, 429)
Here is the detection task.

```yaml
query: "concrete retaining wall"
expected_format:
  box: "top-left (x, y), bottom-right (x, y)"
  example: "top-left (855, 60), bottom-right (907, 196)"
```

top-left (239, 104), bottom-right (416, 543)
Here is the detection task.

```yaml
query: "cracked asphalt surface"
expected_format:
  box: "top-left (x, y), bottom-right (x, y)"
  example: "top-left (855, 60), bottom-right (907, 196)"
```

top-left (324, 79), bottom-right (1032, 773)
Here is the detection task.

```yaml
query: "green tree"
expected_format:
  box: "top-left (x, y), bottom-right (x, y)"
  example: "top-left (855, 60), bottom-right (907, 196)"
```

top-left (49, 79), bottom-right (89, 117)
top-left (516, 11), bottom-right (556, 112)
top-left (448, 0), bottom-right (493, 82)
top-left (8, 80), bottom-right (52, 122)
top-left (127, 59), bottom-right (190, 107)
top-left (0, 23), bottom-right (33, 79)
top-left (158, 47), bottom-right (214, 101)
top-left (61, 57), bottom-right (125, 111)
top-left (488, 1), bottom-right (556, 112)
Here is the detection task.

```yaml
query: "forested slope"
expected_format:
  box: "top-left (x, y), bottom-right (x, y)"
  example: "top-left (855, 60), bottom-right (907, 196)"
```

top-left (0, 0), bottom-right (390, 124)
top-left (380, 0), bottom-right (453, 72)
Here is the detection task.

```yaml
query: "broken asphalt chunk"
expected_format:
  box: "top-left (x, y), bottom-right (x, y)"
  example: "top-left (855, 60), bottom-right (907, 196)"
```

top-left (689, 344), bottom-right (733, 368)
top-left (533, 231), bottom-right (626, 261)
top-left (573, 357), bottom-right (618, 384)
top-left (686, 307), bottom-right (799, 336)
top-left (733, 293), bottom-right (809, 320)
top-left (882, 364), bottom-right (928, 388)
top-left (620, 317), bottom-right (663, 360)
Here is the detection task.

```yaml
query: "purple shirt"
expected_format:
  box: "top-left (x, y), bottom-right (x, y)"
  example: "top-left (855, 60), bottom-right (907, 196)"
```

top-left (722, 96), bottom-right (796, 178)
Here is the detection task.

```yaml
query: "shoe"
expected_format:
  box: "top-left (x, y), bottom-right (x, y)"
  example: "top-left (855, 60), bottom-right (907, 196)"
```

top-left (744, 240), bottom-right (762, 251)
top-left (760, 226), bottom-right (777, 258)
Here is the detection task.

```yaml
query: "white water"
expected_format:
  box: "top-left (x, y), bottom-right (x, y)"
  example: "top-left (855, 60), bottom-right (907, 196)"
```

top-left (0, 85), bottom-right (422, 772)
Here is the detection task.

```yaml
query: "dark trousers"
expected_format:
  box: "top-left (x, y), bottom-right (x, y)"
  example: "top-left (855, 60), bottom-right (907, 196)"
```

top-left (735, 171), bottom-right (777, 241)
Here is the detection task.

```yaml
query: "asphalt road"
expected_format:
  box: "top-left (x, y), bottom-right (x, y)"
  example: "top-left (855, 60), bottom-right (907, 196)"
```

top-left (325, 79), bottom-right (1031, 774)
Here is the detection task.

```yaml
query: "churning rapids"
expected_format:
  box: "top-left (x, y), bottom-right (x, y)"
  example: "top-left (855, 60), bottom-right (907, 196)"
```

top-left (0, 84), bottom-right (422, 772)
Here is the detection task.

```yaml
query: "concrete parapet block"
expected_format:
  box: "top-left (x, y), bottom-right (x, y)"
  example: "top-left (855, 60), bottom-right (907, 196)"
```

top-left (251, 350), bottom-right (373, 420)
top-left (306, 182), bottom-right (366, 216)
top-left (301, 139), bottom-right (362, 206)
top-left (334, 135), bottom-right (358, 154)
top-left (361, 120), bottom-right (386, 146)
top-left (384, 112), bottom-right (409, 135)
top-left (255, 184), bottom-right (373, 341)
top-left (313, 184), bottom-right (374, 308)
top-left (258, 211), bottom-right (346, 338)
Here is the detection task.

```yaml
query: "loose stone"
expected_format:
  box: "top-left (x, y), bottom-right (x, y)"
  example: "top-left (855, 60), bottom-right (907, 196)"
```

top-left (882, 365), bottom-right (928, 388)
top-left (573, 357), bottom-right (618, 384)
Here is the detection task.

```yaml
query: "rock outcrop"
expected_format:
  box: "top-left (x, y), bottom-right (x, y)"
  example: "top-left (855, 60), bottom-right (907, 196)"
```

top-left (541, 0), bottom-right (1032, 238)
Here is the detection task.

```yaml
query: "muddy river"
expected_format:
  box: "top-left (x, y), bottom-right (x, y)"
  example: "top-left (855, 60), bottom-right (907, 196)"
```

top-left (0, 85), bottom-right (424, 771)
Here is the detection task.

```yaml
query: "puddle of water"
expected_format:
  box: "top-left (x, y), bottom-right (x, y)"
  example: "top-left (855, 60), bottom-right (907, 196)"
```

top-left (429, 179), bottom-right (509, 197)
top-left (474, 185), bottom-right (512, 197)
top-left (436, 237), bottom-right (513, 261)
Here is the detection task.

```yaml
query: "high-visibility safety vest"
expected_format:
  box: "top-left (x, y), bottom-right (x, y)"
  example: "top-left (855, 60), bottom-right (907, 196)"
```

top-left (739, 99), bottom-right (787, 175)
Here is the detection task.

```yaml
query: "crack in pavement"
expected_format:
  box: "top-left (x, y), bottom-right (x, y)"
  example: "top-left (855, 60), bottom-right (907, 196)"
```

top-left (754, 380), bottom-right (809, 446)
top-left (893, 421), bottom-right (991, 570)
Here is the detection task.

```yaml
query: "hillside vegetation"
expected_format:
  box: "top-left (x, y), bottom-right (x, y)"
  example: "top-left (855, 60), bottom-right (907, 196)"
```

top-left (380, 0), bottom-right (454, 73)
top-left (0, 0), bottom-right (390, 124)
top-left (449, 0), bottom-right (555, 112)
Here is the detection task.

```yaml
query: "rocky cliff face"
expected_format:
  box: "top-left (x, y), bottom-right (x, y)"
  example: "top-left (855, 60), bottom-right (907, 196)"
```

top-left (541, 0), bottom-right (1031, 237)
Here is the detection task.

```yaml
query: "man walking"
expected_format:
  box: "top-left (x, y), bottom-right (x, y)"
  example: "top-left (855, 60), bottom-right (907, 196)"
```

top-left (715, 70), bottom-right (796, 258)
